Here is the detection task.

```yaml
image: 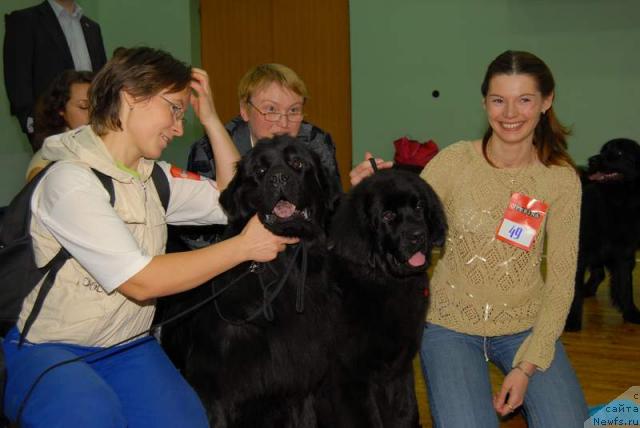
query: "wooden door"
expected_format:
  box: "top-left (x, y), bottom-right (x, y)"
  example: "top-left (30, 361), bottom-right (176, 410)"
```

top-left (200, 0), bottom-right (352, 189)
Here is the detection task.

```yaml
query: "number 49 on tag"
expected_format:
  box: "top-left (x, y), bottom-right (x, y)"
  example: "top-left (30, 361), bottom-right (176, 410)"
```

top-left (508, 225), bottom-right (523, 240)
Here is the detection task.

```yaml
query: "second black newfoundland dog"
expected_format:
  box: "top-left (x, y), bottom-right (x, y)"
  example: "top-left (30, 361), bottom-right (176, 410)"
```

top-left (566, 138), bottom-right (640, 331)
top-left (323, 168), bottom-right (446, 427)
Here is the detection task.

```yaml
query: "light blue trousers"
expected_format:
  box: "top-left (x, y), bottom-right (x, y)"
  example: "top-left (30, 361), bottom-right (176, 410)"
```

top-left (420, 323), bottom-right (588, 428)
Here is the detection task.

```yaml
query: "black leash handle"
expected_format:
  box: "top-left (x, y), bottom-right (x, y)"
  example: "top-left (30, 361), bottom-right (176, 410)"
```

top-left (368, 157), bottom-right (379, 173)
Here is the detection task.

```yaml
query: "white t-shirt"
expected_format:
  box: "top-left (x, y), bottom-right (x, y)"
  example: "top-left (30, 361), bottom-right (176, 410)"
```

top-left (31, 161), bottom-right (226, 293)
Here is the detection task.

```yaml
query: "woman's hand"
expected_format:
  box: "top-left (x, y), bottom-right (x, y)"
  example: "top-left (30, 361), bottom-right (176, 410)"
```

top-left (493, 362), bottom-right (536, 416)
top-left (238, 215), bottom-right (300, 262)
top-left (349, 151), bottom-right (393, 186)
top-left (190, 67), bottom-right (220, 129)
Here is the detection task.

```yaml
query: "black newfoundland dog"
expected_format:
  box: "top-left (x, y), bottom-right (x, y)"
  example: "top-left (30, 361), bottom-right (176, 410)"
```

top-left (323, 169), bottom-right (447, 428)
top-left (160, 136), bottom-right (340, 427)
top-left (566, 138), bottom-right (640, 331)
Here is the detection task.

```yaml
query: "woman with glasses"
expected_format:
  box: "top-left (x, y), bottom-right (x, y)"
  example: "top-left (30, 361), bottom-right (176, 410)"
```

top-left (187, 63), bottom-right (342, 192)
top-left (2, 47), bottom-right (298, 428)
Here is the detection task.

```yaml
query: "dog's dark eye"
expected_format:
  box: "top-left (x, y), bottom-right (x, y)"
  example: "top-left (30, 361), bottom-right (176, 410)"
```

top-left (290, 158), bottom-right (305, 171)
top-left (254, 166), bottom-right (267, 177)
top-left (416, 200), bottom-right (424, 212)
top-left (382, 210), bottom-right (396, 223)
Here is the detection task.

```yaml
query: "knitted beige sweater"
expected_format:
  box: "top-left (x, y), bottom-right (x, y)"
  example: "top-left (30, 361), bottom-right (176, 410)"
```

top-left (420, 141), bottom-right (581, 371)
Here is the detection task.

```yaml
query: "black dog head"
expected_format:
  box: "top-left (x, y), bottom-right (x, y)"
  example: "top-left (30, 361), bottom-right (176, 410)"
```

top-left (587, 138), bottom-right (640, 183)
top-left (220, 135), bottom-right (338, 240)
top-left (330, 169), bottom-right (447, 277)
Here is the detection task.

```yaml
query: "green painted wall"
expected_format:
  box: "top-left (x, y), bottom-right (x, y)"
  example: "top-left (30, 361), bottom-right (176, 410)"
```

top-left (2, 1), bottom-right (639, 203)
top-left (349, 0), bottom-right (640, 167)
top-left (0, 0), bottom-right (201, 204)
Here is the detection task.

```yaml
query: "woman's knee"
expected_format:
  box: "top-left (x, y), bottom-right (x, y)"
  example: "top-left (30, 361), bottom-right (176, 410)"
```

top-left (420, 325), bottom-right (498, 427)
top-left (523, 343), bottom-right (588, 427)
top-left (4, 344), bottom-right (126, 427)
top-left (6, 363), bottom-right (126, 427)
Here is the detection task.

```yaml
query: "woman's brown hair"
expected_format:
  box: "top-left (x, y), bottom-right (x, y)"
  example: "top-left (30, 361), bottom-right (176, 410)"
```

top-left (89, 47), bottom-right (191, 135)
top-left (480, 50), bottom-right (575, 169)
top-left (33, 70), bottom-right (94, 151)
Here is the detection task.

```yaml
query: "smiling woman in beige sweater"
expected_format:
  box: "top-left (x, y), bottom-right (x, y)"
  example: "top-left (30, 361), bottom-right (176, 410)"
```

top-left (350, 50), bottom-right (589, 428)
top-left (418, 50), bottom-right (588, 428)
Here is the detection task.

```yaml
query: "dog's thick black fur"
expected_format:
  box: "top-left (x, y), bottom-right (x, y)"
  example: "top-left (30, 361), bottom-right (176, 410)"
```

top-left (159, 136), bottom-right (340, 427)
top-left (323, 169), bottom-right (447, 428)
top-left (566, 138), bottom-right (640, 331)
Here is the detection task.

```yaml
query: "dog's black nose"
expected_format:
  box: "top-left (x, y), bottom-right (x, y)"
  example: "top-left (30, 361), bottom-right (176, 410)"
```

top-left (408, 230), bottom-right (425, 245)
top-left (270, 172), bottom-right (289, 188)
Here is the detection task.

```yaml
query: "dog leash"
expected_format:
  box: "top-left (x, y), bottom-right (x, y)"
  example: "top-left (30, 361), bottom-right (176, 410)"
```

top-left (213, 241), bottom-right (308, 325)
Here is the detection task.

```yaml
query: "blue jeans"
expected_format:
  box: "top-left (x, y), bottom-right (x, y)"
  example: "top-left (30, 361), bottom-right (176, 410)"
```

top-left (2, 327), bottom-right (208, 428)
top-left (420, 323), bottom-right (588, 428)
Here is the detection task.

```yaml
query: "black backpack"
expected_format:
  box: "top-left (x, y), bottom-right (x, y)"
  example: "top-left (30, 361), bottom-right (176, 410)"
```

top-left (0, 162), bottom-right (170, 342)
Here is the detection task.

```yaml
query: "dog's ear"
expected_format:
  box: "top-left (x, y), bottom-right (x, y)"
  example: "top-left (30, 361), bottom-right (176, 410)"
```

top-left (329, 190), bottom-right (376, 267)
top-left (305, 149), bottom-right (343, 230)
top-left (422, 181), bottom-right (447, 249)
top-left (219, 159), bottom-right (257, 226)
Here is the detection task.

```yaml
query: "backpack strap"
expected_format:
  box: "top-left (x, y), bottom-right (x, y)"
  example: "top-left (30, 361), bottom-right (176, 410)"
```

top-left (151, 162), bottom-right (170, 212)
top-left (90, 164), bottom-right (169, 211)
top-left (18, 167), bottom-right (115, 345)
top-left (19, 248), bottom-right (71, 345)
top-left (91, 168), bottom-right (115, 206)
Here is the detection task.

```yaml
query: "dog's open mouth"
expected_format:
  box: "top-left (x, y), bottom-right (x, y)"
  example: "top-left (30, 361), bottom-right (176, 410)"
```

top-left (588, 171), bottom-right (623, 182)
top-left (263, 200), bottom-right (310, 224)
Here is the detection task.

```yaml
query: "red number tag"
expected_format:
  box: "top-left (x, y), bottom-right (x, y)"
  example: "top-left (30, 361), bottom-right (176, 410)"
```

top-left (496, 192), bottom-right (548, 252)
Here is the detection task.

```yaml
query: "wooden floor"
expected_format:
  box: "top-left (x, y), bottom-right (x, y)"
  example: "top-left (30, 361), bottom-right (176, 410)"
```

top-left (414, 260), bottom-right (640, 427)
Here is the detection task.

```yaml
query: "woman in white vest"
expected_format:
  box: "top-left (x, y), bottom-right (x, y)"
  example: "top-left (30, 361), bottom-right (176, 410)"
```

top-left (2, 47), bottom-right (298, 428)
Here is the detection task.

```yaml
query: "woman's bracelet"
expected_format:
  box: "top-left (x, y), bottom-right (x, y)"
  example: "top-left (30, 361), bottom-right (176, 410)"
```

top-left (513, 365), bottom-right (533, 378)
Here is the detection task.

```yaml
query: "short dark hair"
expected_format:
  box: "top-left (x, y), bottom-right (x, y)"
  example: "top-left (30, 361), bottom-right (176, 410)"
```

top-left (89, 47), bottom-right (192, 135)
top-left (480, 50), bottom-right (574, 168)
top-left (33, 70), bottom-right (94, 151)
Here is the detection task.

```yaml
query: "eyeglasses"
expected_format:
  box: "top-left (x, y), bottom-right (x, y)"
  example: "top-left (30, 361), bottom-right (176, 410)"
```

top-left (159, 95), bottom-right (185, 122)
top-left (248, 101), bottom-right (304, 123)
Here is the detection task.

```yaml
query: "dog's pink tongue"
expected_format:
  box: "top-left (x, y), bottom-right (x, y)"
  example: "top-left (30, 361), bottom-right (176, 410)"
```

top-left (273, 200), bottom-right (296, 218)
top-left (408, 251), bottom-right (426, 267)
